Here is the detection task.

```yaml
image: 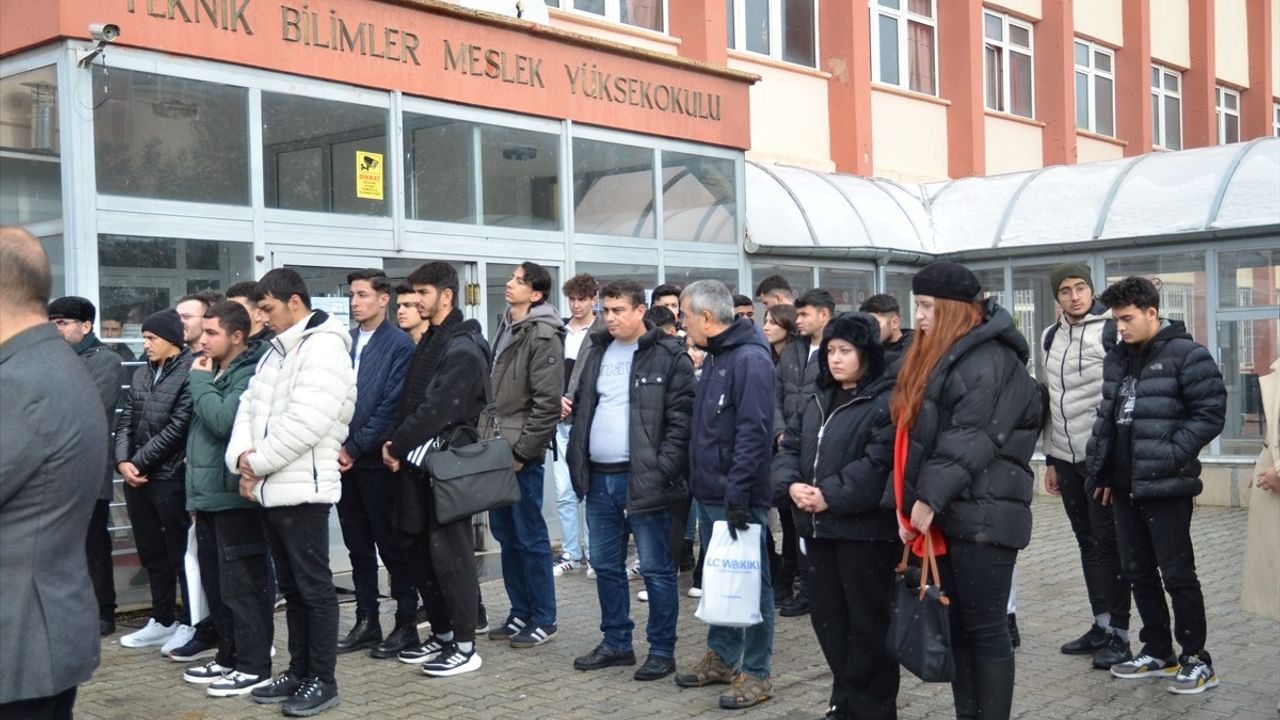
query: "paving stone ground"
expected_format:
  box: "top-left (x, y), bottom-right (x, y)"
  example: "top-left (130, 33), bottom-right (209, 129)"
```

top-left (79, 498), bottom-right (1279, 719)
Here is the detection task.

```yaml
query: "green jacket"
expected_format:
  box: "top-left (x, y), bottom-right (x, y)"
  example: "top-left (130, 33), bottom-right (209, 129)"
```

top-left (185, 344), bottom-right (266, 512)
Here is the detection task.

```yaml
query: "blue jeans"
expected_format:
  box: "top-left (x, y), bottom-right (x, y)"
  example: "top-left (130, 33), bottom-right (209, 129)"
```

top-left (698, 502), bottom-right (774, 678)
top-left (548, 422), bottom-right (588, 562)
top-left (586, 472), bottom-right (678, 658)
top-left (489, 462), bottom-right (557, 627)
top-left (684, 500), bottom-right (698, 542)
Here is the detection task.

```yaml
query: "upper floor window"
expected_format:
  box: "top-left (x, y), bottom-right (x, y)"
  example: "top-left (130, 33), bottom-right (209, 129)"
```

top-left (983, 10), bottom-right (1034, 118)
top-left (1273, 102), bottom-right (1280, 137)
top-left (1216, 86), bottom-right (1241, 144)
top-left (1150, 64), bottom-right (1182, 150)
top-left (870, 0), bottom-right (938, 95)
top-left (1074, 39), bottom-right (1115, 136)
top-left (546, 0), bottom-right (665, 33)
top-left (727, 0), bottom-right (818, 69)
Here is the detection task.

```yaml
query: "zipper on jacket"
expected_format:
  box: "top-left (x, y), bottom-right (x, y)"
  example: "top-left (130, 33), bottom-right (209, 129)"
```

top-left (312, 448), bottom-right (319, 493)
top-left (1059, 322), bottom-right (1075, 461)
top-left (809, 393), bottom-right (869, 538)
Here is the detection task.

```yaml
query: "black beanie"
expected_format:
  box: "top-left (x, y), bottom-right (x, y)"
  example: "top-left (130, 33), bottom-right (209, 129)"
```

top-left (912, 262), bottom-right (981, 303)
top-left (48, 296), bottom-right (96, 323)
top-left (818, 312), bottom-right (885, 386)
top-left (141, 310), bottom-right (185, 348)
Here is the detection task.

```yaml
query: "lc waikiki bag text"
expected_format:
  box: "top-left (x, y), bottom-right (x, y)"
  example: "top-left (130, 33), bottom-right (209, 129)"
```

top-left (695, 521), bottom-right (764, 628)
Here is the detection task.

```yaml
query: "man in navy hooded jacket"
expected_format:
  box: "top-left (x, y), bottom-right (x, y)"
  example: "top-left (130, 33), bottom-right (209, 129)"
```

top-left (673, 280), bottom-right (777, 711)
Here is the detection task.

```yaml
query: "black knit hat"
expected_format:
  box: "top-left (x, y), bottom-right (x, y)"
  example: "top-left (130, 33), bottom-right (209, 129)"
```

top-left (48, 296), bottom-right (96, 323)
top-left (818, 312), bottom-right (885, 387)
top-left (141, 309), bottom-right (184, 348)
top-left (912, 262), bottom-right (981, 302)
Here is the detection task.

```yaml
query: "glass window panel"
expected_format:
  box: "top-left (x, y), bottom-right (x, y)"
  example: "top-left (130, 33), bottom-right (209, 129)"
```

top-left (573, 138), bottom-right (655, 237)
top-left (745, 0), bottom-right (770, 55)
top-left (621, 0), bottom-right (663, 30)
top-left (1094, 50), bottom-right (1112, 73)
top-left (1224, 115), bottom-right (1240, 144)
top-left (480, 125), bottom-right (560, 230)
top-left (885, 270), bottom-right (917, 323)
top-left (879, 0), bottom-right (901, 8)
top-left (404, 113), bottom-right (476, 224)
top-left (1075, 73), bottom-right (1091, 129)
top-left (285, 265), bottom-right (361, 330)
top-left (907, 21), bottom-right (936, 94)
top-left (751, 263), bottom-right (812, 305)
top-left (665, 266), bottom-right (739, 293)
top-left (1095, 76), bottom-right (1114, 136)
top-left (984, 44), bottom-right (1003, 111)
top-left (782, 0), bottom-right (816, 67)
top-left (1217, 317), bottom-right (1279, 456)
top-left (544, 0), bottom-right (560, 6)
top-left (818, 267), bottom-right (876, 313)
top-left (1151, 94), bottom-right (1161, 142)
top-left (1165, 96), bottom-right (1182, 150)
top-left (984, 13), bottom-right (1003, 41)
top-left (39, 234), bottom-right (65, 299)
top-left (973, 268), bottom-right (1006, 306)
top-left (1074, 41), bottom-right (1089, 67)
top-left (907, 0), bottom-right (931, 17)
top-left (575, 0), bottom-right (605, 14)
top-left (1165, 71), bottom-right (1179, 93)
top-left (1106, 251), bottom-right (1207, 341)
top-left (1013, 264), bottom-right (1064, 379)
top-left (1150, 66), bottom-right (1160, 87)
top-left (1218, 249), bottom-right (1280, 307)
top-left (726, 0), bottom-right (735, 49)
top-left (661, 152), bottom-right (736, 244)
top-left (0, 66), bottom-right (61, 226)
top-left (1009, 24), bottom-right (1030, 48)
top-left (262, 93), bottom-right (386, 216)
top-left (878, 14), bottom-right (901, 85)
top-left (1226, 92), bottom-right (1238, 111)
top-left (1010, 51), bottom-right (1034, 117)
top-left (486, 263), bottom-right (559, 339)
top-left (577, 262), bottom-right (658, 295)
top-left (94, 67), bottom-right (249, 205)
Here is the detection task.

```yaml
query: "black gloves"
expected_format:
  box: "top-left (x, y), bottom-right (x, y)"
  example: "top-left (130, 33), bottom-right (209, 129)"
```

top-left (725, 505), bottom-right (750, 540)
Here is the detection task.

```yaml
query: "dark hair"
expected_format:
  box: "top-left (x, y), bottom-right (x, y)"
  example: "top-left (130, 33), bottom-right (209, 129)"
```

top-left (205, 300), bottom-right (251, 341)
top-left (394, 281), bottom-right (415, 297)
top-left (754, 274), bottom-right (793, 299)
top-left (859, 293), bottom-right (901, 316)
top-left (224, 281), bottom-right (258, 301)
top-left (347, 268), bottom-right (391, 295)
top-left (1099, 276), bottom-right (1160, 312)
top-left (795, 288), bottom-right (836, 315)
top-left (253, 268), bottom-right (312, 309)
top-left (519, 261), bottom-right (553, 304)
top-left (600, 279), bottom-right (646, 308)
top-left (406, 262), bottom-right (459, 301)
top-left (732, 294), bottom-right (753, 308)
top-left (0, 227), bottom-right (51, 313)
top-left (765, 303), bottom-right (798, 337)
top-left (652, 283), bottom-right (682, 302)
top-left (645, 306), bottom-right (675, 328)
top-left (562, 273), bottom-right (600, 299)
top-left (178, 290), bottom-right (221, 310)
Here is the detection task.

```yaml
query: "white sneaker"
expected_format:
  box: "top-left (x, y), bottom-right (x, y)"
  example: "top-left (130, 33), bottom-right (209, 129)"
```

top-left (552, 556), bottom-right (579, 577)
top-left (637, 590), bottom-right (649, 603)
top-left (206, 671), bottom-right (272, 697)
top-left (585, 562), bottom-right (597, 580)
top-left (687, 587), bottom-right (703, 599)
top-left (159, 624), bottom-right (195, 656)
top-left (119, 619), bottom-right (179, 648)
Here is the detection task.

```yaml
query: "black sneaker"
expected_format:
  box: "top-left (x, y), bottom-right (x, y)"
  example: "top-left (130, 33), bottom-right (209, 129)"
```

top-left (183, 660), bottom-right (230, 684)
top-left (488, 616), bottom-right (526, 641)
top-left (250, 671), bottom-right (304, 705)
top-left (421, 644), bottom-right (482, 677)
top-left (633, 654), bottom-right (676, 681)
top-left (397, 635), bottom-right (446, 665)
top-left (509, 623), bottom-right (556, 648)
top-left (100, 619), bottom-right (116, 637)
top-left (1060, 624), bottom-right (1108, 655)
top-left (1092, 632), bottom-right (1133, 670)
top-left (476, 603), bottom-right (489, 635)
top-left (573, 643), bottom-right (637, 671)
top-left (167, 637), bottom-right (217, 662)
top-left (779, 594), bottom-right (809, 617)
top-left (207, 671), bottom-right (272, 698)
top-left (281, 677), bottom-right (340, 717)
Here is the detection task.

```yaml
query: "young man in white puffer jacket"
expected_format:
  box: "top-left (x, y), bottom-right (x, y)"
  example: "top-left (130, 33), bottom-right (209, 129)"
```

top-left (226, 268), bottom-right (356, 717)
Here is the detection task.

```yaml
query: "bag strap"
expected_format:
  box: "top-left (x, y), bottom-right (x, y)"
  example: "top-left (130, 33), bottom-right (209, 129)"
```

top-left (463, 332), bottom-right (501, 433)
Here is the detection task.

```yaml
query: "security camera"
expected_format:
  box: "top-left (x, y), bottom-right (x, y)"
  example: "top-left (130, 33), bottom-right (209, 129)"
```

top-left (89, 23), bottom-right (120, 43)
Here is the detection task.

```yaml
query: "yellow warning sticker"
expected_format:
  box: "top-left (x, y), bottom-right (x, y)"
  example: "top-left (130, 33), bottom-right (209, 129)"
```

top-left (356, 151), bottom-right (384, 200)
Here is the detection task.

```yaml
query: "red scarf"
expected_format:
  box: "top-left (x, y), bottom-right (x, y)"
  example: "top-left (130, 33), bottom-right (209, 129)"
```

top-left (894, 424), bottom-right (947, 558)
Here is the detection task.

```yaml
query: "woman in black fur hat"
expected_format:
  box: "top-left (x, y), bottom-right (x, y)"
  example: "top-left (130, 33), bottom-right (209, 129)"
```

top-left (772, 312), bottom-right (900, 720)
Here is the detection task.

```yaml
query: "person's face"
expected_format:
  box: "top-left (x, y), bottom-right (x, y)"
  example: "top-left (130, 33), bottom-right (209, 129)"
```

top-left (256, 295), bottom-right (295, 334)
top-left (230, 296), bottom-right (266, 331)
top-left (348, 279), bottom-right (388, 324)
top-left (686, 333), bottom-right (705, 369)
top-left (870, 312), bottom-right (900, 342)
top-left (176, 299), bottom-right (206, 344)
top-left (758, 292), bottom-right (787, 310)
top-left (397, 295), bottom-right (424, 330)
top-left (141, 331), bottom-right (178, 362)
top-left (826, 338), bottom-right (864, 386)
top-left (601, 296), bottom-right (646, 341)
top-left (414, 283), bottom-right (451, 325)
top-left (680, 298), bottom-right (711, 346)
top-left (915, 295), bottom-right (937, 334)
top-left (100, 319), bottom-right (123, 338)
top-left (505, 268), bottom-right (540, 307)
top-left (567, 294), bottom-right (595, 321)
top-left (762, 312), bottom-right (787, 345)
top-left (199, 317), bottom-right (240, 363)
top-left (654, 294), bottom-right (680, 320)
top-left (1056, 278), bottom-right (1093, 319)
top-left (795, 306), bottom-right (829, 340)
top-left (52, 318), bottom-right (90, 344)
top-left (1111, 304), bottom-right (1161, 344)
top-left (734, 304), bottom-right (755, 321)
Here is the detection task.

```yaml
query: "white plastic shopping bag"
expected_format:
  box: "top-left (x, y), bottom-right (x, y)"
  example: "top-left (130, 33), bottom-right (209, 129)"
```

top-left (183, 524), bottom-right (210, 625)
top-left (694, 520), bottom-right (763, 628)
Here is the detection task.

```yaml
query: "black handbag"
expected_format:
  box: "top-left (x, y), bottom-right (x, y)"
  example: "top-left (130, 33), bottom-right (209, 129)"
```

top-left (424, 371), bottom-right (520, 525)
top-left (888, 534), bottom-right (955, 683)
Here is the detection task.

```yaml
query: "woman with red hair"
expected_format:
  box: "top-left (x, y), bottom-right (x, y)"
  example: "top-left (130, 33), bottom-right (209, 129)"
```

top-left (891, 262), bottom-right (1041, 720)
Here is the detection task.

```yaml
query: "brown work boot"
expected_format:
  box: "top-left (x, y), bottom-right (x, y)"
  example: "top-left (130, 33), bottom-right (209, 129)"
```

top-left (674, 650), bottom-right (736, 688)
top-left (719, 672), bottom-right (772, 709)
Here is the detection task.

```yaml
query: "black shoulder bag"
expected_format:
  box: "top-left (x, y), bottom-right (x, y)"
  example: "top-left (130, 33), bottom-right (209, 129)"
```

top-left (887, 533), bottom-right (955, 682)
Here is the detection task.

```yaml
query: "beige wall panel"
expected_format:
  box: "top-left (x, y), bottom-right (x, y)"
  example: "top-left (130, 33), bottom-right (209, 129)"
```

top-left (870, 89), bottom-right (949, 183)
top-left (731, 56), bottom-right (834, 171)
top-left (988, 0), bottom-right (1043, 21)
top-left (984, 115), bottom-right (1044, 174)
top-left (1151, 0), bottom-right (1191, 68)
top-left (1074, 0), bottom-right (1124, 47)
top-left (1215, 0), bottom-right (1251, 87)
top-left (1077, 134), bottom-right (1125, 163)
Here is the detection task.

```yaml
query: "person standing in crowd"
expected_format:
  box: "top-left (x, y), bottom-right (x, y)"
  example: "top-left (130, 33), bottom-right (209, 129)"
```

top-left (732, 295), bottom-right (755, 321)
top-left (180, 301), bottom-right (275, 697)
top-left (394, 282), bottom-right (428, 344)
top-left (754, 275), bottom-right (794, 310)
top-left (100, 315), bottom-right (137, 361)
top-left (1037, 263), bottom-right (1133, 669)
top-left (674, 280), bottom-right (777, 710)
top-left (772, 288), bottom-right (834, 618)
top-left (48, 296), bottom-right (123, 637)
top-left (762, 304), bottom-right (799, 365)
top-left (1087, 276), bottom-right (1226, 694)
top-left (859, 294), bottom-right (914, 367)
top-left (551, 273), bottom-right (602, 578)
top-left (0, 229), bottom-right (106, 720)
top-left (226, 282), bottom-right (273, 348)
top-left (567, 280), bottom-right (695, 682)
top-left (382, 261), bottom-right (490, 677)
top-left (176, 291), bottom-right (220, 352)
top-left (114, 309), bottom-right (196, 652)
top-left (335, 269), bottom-right (418, 659)
top-left (893, 262), bottom-right (1041, 720)
top-left (487, 262), bottom-right (565, 649)
top-left (227, 268), bottom-right (356, 716)
top-left (1242, 356), bottom-right (1279, 624)
top-left (645, 306), bottom-right (678, 337)
top-left (774, 313), bottom-right (899, 720)
top-left (651, 283), bottom-right (683, 326)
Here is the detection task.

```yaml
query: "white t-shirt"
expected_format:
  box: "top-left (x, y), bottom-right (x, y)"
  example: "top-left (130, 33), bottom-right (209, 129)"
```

top-left (353, 328), bottom-right (375, 375)
top-left (565, 320), bottom-right (593, 361)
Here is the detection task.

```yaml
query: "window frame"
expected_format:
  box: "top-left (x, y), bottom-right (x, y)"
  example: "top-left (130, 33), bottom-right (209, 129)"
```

top-left (868, 0), bottom-right (939, 96)
top-left (1273, 102), bottom-right (1280, 137)
top-left (1215, 85), bottom-right (1241, 145)
top-left (1150, 63), bottom-right (1183, 151)
top-left (1073, 38), bottom-right (1115, 136)
top-left (727, 0), bottom-right (820, 70)
top-left (554, 0), bottom-right (669, 34)
top-left (982, 9), bottom-right (1035, 119)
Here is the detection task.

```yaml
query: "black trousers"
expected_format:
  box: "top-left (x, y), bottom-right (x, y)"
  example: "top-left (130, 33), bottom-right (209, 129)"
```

top-left (0, 687), bottom-right (76, 720)
top-left (122, 481), bottom-right (191, 626)
top-left (337, 467), bottom-right (418, 620)
top-left (401, 496), bottom-right (479, 644)
top-left (1053, 459), bottom-right (1131, 629)
top-left (196, 509), bottom-right (274, 677)
top-left (85, 499), bottom-right (116, 622)
top-left (264, 504), bottom-right (338, 683)
top-left (777, 501), bottom-right (809, 599)
top-left (1112, 491), bottom-right (1209, 663)
top-left (809, 539), bottom-right (900, 720)
top-left (936, 540), bottom-right (1017, 660)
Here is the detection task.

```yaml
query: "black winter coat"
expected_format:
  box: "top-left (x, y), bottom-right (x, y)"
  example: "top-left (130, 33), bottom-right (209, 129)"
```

top-left (774, 338), bottom-right (818, 436)
top-left (567, 327), bottom-right (696, 514)
top-left (900, 300), bottom-right (1041, 550)
top-left (114, 348), bottom-right (194, 482)
top-left (1086, 320), bottom-right (1225, 499)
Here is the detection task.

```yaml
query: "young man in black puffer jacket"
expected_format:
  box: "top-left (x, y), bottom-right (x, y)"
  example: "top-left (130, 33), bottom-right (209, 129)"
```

top-left (1087, 276), bottom-right (1225, 695)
